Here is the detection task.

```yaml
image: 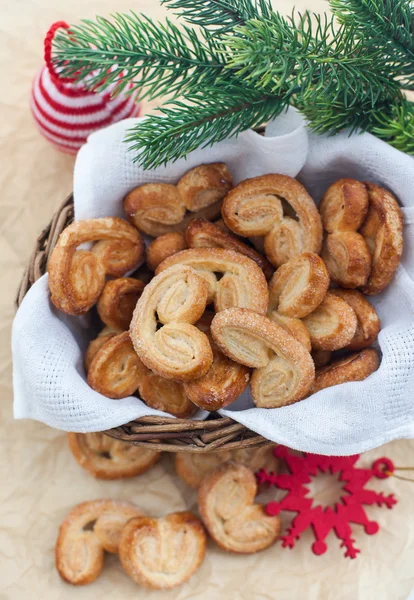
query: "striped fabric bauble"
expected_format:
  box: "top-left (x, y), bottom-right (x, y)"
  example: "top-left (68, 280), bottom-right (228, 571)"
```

top-left (31, 22), bottom-right (140, 154)
top-left (31, 66), bottom-right (140, 155)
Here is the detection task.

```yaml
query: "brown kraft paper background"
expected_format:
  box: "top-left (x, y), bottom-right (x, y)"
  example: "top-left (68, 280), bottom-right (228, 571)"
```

top-left (1, 1), bottom-right (413, 598)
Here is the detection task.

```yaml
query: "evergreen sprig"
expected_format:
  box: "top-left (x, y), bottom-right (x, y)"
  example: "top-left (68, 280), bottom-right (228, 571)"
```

top-left (330, 0), bottom-right (414, 89)
top-left (53, 13), bottom-right (226, 99)
top-left (125, 85), bottom-right (283, 168)
top-left (160, 0), bottom-right (272, 32)
top-left (51, 0), bottom-right (414, 167)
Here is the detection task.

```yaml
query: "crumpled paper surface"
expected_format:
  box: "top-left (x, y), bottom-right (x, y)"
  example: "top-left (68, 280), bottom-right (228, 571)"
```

top-left (1, 0), bottom-right (414, 598)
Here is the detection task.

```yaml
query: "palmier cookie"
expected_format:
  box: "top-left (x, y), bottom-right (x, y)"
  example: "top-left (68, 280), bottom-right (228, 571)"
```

top-left (330, 289), bottom-right (380, 350)
top-left (48, 218), bottom-right (145, 315)
top-left (68, 432), bottom-right (160, 480)
top-left (135, 359), bottom-right (197, 418)
top-left (198, 462), bottom-right (280, 553)
top-left (87, 332), bottom-right (142, 399)
top-left (130, 264), bottom-right (213, 382)
top-left (84, 327), bottom-right (122, 373)
top-left (322, 231), bottom-right (371, 288)
top-left (97, 278), bottom-right (145, 330)
top-left (146, 232), bottom-right (187, 271)
top-left (311, 349), bottom-right (380, 394)
top-left (211, 309), bottom-right (315, 408)
top-left (222, 174), bottom-right (323, 267)
top-left (156, 248), bottom-right (269, 315)
top-left (268, 252), bottom-right (329, 319)
top-left (359, 183), bottom-right (403, 295)
top-left (302, 292), bottom-right (358, 351)
top-left (124, 163), bottom-right (233, 237)
top-left (319, 178), bottom-right (369, 233)
top-left (56, 500), bottom-right (143, 585)
top-left (119, 512), bottom-right (206, 589)
top-left (175, 443), bottom-right (279, 489)
top-left (186, 218), bottom-right (274, 280)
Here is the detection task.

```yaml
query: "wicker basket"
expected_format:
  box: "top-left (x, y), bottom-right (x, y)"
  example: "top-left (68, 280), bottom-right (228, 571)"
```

top-left (16, 194), bottom-right (267, 453)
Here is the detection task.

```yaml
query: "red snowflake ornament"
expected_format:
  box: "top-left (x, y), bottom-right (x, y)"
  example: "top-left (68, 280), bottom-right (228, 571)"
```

top-left (256, 446), bottom-right (397, 559)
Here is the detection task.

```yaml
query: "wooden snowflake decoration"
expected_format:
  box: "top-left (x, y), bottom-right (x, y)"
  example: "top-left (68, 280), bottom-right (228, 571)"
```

top-left (256, 446), bottom-right (397, 559)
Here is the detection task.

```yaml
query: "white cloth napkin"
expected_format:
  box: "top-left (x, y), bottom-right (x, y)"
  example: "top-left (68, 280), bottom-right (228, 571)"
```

top-left (12, 109), bottom-right (414, 454)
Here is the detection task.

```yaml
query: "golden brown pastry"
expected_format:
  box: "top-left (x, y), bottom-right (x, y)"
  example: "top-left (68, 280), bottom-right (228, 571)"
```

top-left (311, 349), bottom-right (332, 368)
top-left (302, 292), bottom-right (358, 351)
top-left (84, 327), bottom-right (122, 373)
top-left (119, 512), bottom-right (206, 589)
top-left (330, 289), bottom-right (380, 350)
top-left (156, 248), bottom-right (269, 315)
top-left (56, 500), bottom-right (143, 585)
top-left (87, 332), bottom-right (142, 398)
top-left (311, 349), bottom-right (380, 394)
top-left (198, 462), bottom-right (280, 553)
top-left (175, 443), bottom-right (279, 489)
top-left (185, 218), bottom-right (274, 280)
top-left (177, 163), bottom-right (233, 211)
top-left (268, 312), bottom-right (312, 352)
top-left (359, 183), bottom-right (403, 295)
top-left (211, 308), bottom-right (315, 408)
top-left (135, 359), bottom-right (197, 418)
top-left (221, 174), bottom-right (323, 267)
top-left (268, 252), bottom-right (329, 318)
top-left (322, 231), bottom-right (372, 288)
top-left (48, 218), bottom-right (145, 315)
top-left (183, 337), bottom-right (251, 411)
top-left (130, 264), bottom-right (213, 381)
top-left (68, 432), bottom-right (160, 479)
top-left (97, 278), bottom-right (145, 330)
top-left (146, 232), bottom-right (187, 271)
top-left (124, 163), bottom-right (232, 237)
top-left (319, 178), bottom-right (369, 232)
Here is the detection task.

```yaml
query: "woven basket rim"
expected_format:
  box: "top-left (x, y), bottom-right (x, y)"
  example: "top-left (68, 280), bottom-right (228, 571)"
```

top-left (16, 193), bottom-right (267, 452)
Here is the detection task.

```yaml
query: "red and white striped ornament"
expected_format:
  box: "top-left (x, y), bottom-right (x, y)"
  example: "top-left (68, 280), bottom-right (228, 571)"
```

top-left (31, 22), bottom-right (140, 154)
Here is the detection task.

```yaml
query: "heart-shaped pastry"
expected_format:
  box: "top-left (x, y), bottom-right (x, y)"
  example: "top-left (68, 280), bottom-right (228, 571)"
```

top-left (130, 264), bottom-right (213, 381)
top-left (302, 292), bottom-right (358, 351)
top-left (268, 252), bottom-right (329, 318)
top-left (87, 332), bottom-right (143, 398)
top-left (198, 462), bottom-right (280, 553)
top-left (55, 500), bottom-right (143, 585)
top-left (68, 432), bottom-right (160, 479)
top-left (221, 174), bottom-right (322, 267)
top-left (211, 308), bottom-right (314, 408)
top-left (119, 512), bottom-right (206, 589)
top-left (48, 218), bottom-right (145, 315)
top-left (359, 183), bottom-right (403, 295)
top-left (124, 163), bottom-right (232, 236)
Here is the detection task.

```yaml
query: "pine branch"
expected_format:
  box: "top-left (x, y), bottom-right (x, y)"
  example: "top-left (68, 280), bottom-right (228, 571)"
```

top-left (223, 11), bottom-right (401, 102)
top-left (52, 13), bottom-right (227, 99)
top-left (330, 0), bottom-right (414, 89)
top-left (372, 100), bottom-right (414, 153)
top-left (125, 85), bottom-right (283, 168)
top-left (52, 1), bottom-right (414, 163)
top-left (160, 0), bottom-right (272, 32)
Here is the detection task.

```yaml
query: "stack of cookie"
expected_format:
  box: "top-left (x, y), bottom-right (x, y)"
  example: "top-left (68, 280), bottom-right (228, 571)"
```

top-left (58, 432), bottom-right (281, 589)
top-left (48, 165), bottom-right (403, 412)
